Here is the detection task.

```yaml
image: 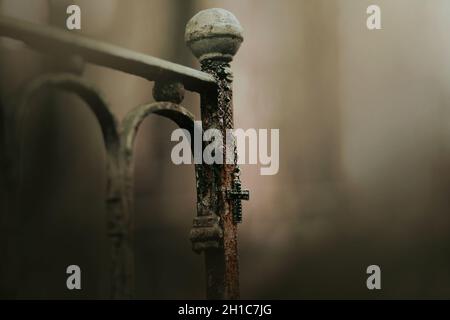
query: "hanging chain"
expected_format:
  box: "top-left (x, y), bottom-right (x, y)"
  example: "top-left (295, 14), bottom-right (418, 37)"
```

top-left (232, 144), bottom-right (244, 223)
top-left (202, 59), bottom-right (249, 224)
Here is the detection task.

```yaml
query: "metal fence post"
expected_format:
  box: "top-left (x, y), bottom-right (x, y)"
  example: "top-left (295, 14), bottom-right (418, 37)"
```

top-left (186, 8), bottom-right (247, 299)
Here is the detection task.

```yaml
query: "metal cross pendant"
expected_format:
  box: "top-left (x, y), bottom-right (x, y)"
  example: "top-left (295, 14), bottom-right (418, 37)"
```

top-left (227, 176), bottom-right (250, 224)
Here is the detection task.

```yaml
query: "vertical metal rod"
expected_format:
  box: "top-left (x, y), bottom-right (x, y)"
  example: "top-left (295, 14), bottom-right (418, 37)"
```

top-left (186, 8), bottom-right (244, 299)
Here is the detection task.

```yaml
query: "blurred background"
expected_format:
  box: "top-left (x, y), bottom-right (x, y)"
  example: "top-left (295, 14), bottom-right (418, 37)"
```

top-left (2, 0), bottom-right (450, 299)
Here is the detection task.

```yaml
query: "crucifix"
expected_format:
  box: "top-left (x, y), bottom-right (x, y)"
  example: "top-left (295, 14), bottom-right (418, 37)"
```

top-left (227, 169), bottom-right (250, 224)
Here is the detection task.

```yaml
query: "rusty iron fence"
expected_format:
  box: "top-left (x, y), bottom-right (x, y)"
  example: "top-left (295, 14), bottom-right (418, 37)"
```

top-left (0, 8), bottom-right (248, 299)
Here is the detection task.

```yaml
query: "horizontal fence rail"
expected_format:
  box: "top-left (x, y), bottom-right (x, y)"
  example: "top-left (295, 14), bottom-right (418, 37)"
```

top-left (0, 15), bottom-right (216, 93)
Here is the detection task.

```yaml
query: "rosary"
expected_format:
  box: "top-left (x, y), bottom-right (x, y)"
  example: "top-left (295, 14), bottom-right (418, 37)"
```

top-left (226, 135), bottom-right (249, 224)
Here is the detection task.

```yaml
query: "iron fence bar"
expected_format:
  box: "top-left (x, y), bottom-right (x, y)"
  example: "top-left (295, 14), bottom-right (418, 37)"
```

top-left (11, 73), bottom-right (131, 299)
top-left (185, 8), bottom-right (245, 299)
top-left (120, 103), bottom-right (196, 299)
top-left (0, 15), bottom-right (216, 93)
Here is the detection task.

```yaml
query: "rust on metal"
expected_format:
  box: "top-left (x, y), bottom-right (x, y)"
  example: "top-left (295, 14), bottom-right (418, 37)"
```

top-left (186, 8), bottom-right (245, 299)
top-left (152, 81), bottom-right (185, 104)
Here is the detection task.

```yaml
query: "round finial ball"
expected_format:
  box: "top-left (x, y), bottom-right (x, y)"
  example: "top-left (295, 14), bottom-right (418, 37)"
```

top-left (185, 8), bottom-right (243, 62)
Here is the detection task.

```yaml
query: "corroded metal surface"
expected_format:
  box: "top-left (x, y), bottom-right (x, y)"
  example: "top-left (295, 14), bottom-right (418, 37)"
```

top-left (190, 215), bottom-right (223, 253)
top-left (152, 81), bottom-right (185, 104)
top-left (0, 15), bottom-right (216, 93)
top-left (186, 8), bottom-right (245, 299)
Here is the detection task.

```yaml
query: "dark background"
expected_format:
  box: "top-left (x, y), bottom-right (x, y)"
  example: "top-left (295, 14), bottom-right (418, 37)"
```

top-left (1, 0), bottom-right (450, 299)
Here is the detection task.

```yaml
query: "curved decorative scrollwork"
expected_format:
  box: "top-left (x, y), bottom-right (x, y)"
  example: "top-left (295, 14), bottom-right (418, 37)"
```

top-left (121, 102), bottom-right (195, 157)
top-left (120, 103), bottom-right (196, 196)
top-left (15, 74), bottom-right (119, 150)
top-left (12, 76), bottom-right (200, 299)
top-left (12, 73), bottom-right (130, 299)
top-left (119, 101), bottom-right (196, 297)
